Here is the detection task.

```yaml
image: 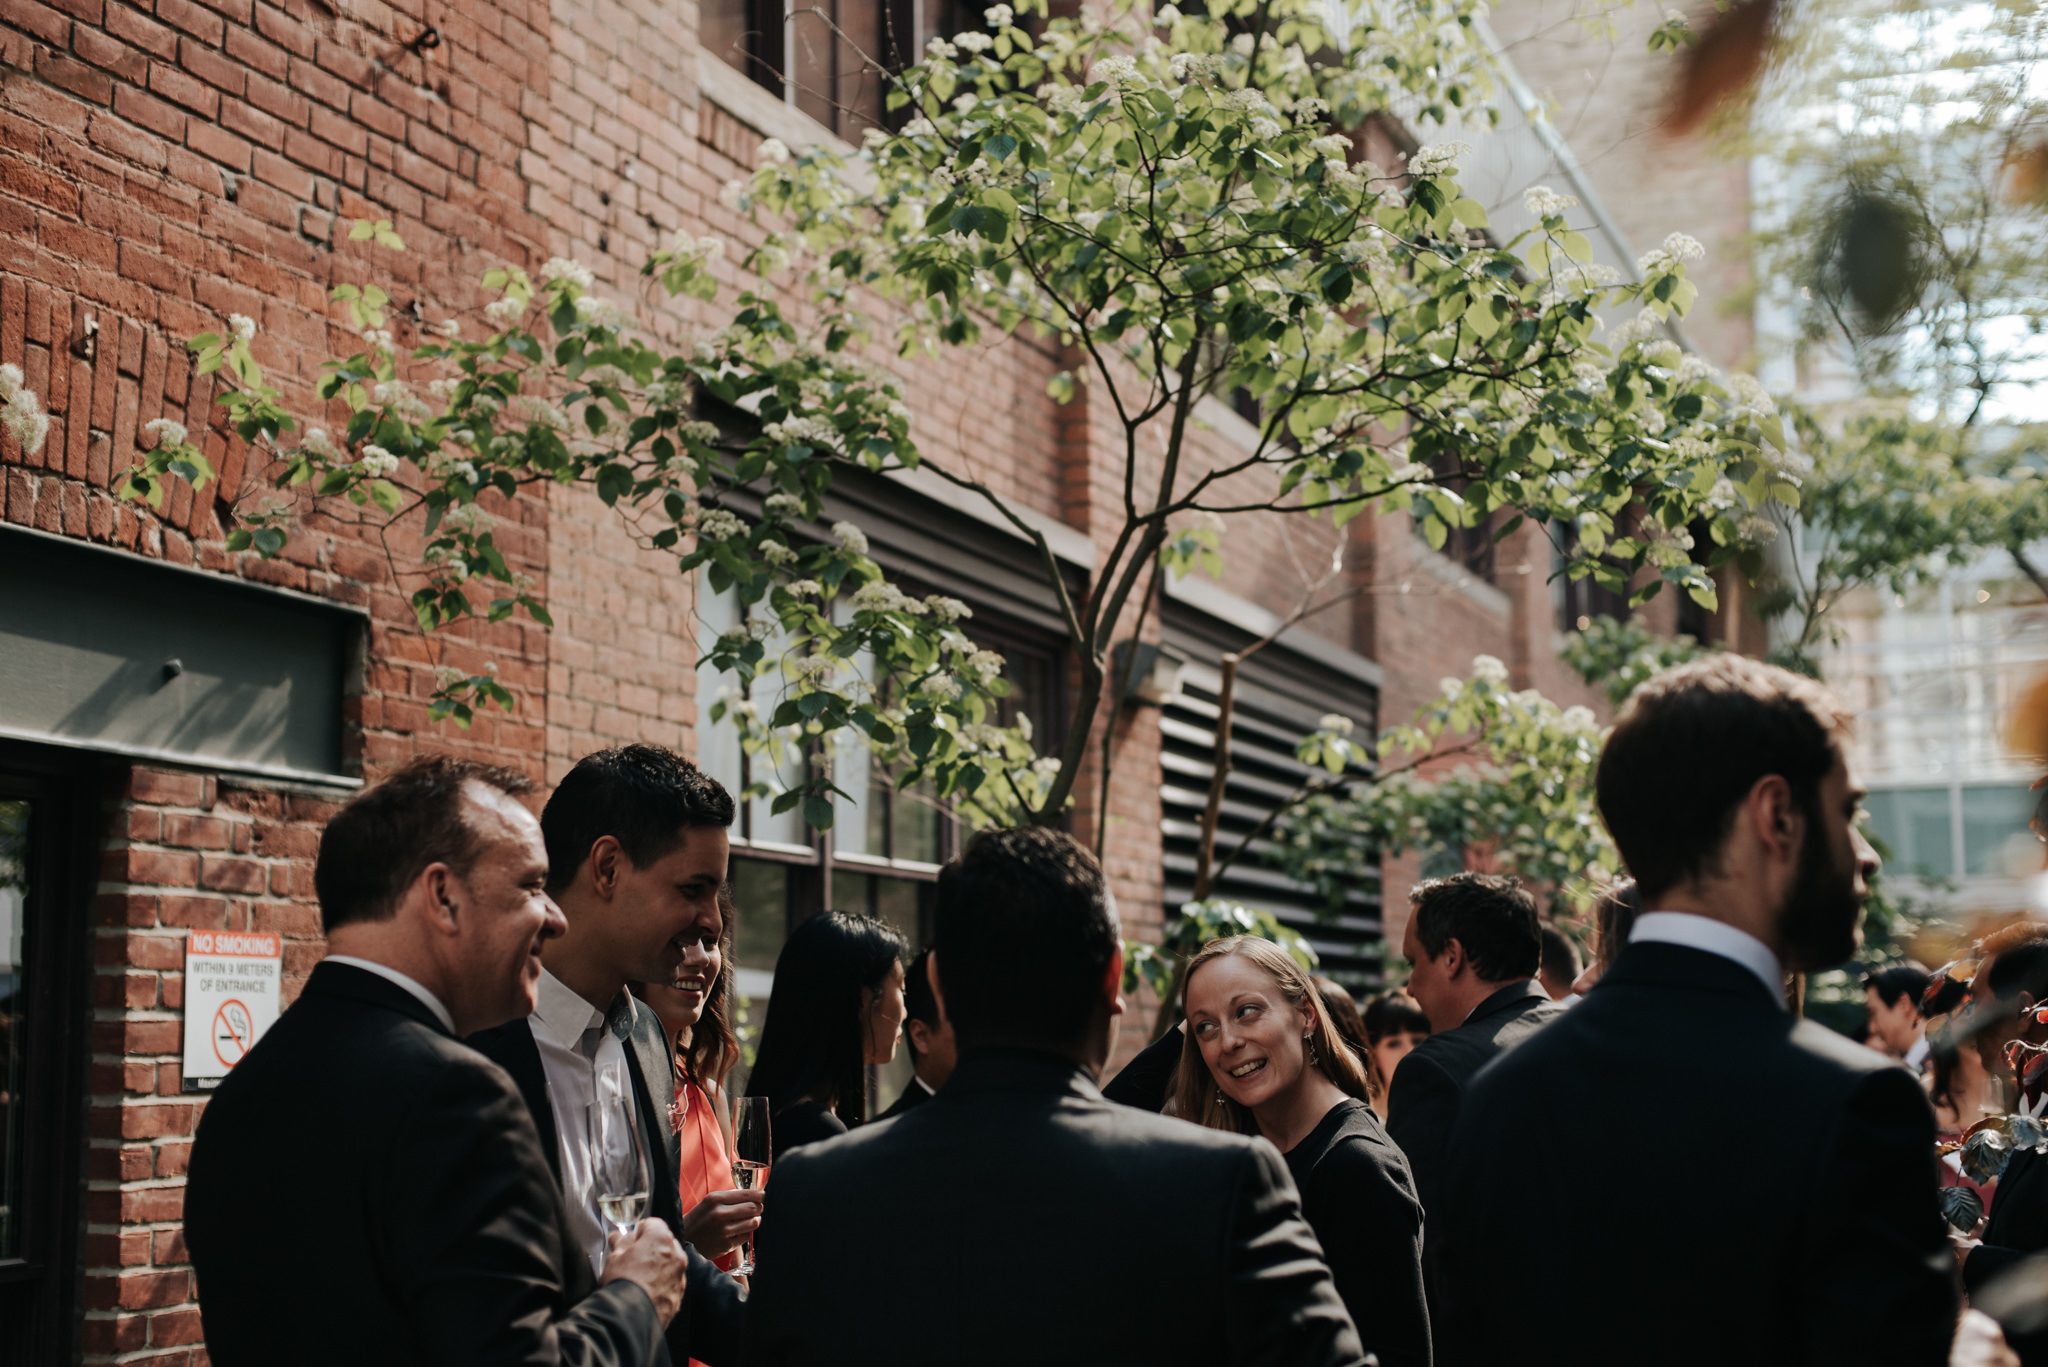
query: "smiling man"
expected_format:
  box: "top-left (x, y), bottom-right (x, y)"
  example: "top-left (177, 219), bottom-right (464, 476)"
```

top-left (187, 756), bottom-right (685, 1367)
top-left (469, 745), bottom-right (749, 1367)
top-left (1433, 656), bottom-right (1964, 1367)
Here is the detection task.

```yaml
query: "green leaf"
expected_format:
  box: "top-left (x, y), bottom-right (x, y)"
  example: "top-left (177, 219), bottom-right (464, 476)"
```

top-left (803, 795), bottom-right (836, 829)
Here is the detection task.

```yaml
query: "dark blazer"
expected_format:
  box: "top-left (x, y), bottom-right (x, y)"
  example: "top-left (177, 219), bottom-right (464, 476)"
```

top-left (1435, 941), bottom-right (1957, 1367)
top-left (1967, 1142), bottom-right (2048, 1363)
top-left (1286, 1099), bottom-right (1432, 1367)
top-left (876, 1076), bottom-right (934, 1120)
top-left (186, 961), bottom-right (665, 1367)
top-left (741, 1048), bottom-right (1369, 1367)
top-left (469, 997), bottom-right (746, 1367)
top-left (1384, 978), bottom-right (1560, 1227)
top-left (766, 1098), bottom-right (848, 1159)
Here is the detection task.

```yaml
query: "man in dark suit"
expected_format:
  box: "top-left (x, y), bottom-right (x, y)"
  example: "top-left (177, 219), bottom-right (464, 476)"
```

top-left (1434, 656), bottom-right (1962, 1367)
top-left (470, 745), bottom-right (751, 1367)
top-left (1959, 926), bottom-right (2048, 1361)
top-left (186, 756), bottom-right (686, 1367)
top-left (877, 948), bottom-right (956, 1119)
top-left (1386, 871), bottom-right (1560, 1230)
top-left (742, 827), bottom-right (1368, 1367)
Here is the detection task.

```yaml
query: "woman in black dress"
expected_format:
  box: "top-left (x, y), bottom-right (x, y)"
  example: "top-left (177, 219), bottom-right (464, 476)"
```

top-left (743, 910), bottom-right (907, 1159)
top-left (1174, 936), bottom-right (1432, 1367)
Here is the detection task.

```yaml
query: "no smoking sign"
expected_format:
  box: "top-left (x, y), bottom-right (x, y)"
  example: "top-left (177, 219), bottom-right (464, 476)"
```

top-left (183, 931), bottom-right (282, 1091)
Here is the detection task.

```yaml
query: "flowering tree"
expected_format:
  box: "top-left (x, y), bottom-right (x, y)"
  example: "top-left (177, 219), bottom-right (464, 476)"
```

top-left (1266, 656), bottom-right (1615, 918)
top-left (119, 0), bottom-right (1778, 841)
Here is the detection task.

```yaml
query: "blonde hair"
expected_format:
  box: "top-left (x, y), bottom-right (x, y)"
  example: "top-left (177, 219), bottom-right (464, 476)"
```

top-left (1170, 936), bottom-right (1373, 1135)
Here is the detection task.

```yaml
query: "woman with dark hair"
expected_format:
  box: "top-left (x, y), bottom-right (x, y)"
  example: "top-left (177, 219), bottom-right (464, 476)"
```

top-left (1177, 936), bottom-right (1431, 1367)
top-left (744, 910), bottom-right (908, 1159)
top-left (635, 882), bottom-right (758, 1275)
top-left (1360, 992), bottom-right (1431, 1121)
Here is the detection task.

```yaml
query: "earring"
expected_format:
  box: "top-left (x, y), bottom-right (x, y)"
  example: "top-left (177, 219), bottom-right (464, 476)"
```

top-left (1304, 1031), bottom-right (1319, 1067)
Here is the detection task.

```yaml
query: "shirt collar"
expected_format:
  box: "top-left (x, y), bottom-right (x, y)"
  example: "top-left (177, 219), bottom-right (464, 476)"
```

top-left (1630, 912), bottom-right (1786, 1010)
top-left (529, 967), bottom-right (608, 1051)
top-left (913, 1075), bottom-right (937, 1097)
top-left (323, 955), bottom-right (455, 1034)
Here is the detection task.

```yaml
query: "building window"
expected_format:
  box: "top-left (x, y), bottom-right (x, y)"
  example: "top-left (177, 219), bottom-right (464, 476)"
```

top-left (703, 0), bottom-right (977, 140)
top-left (696, 576), bottom-right (1064, 1109)
top-left (1553, 522), bottom-right (1631, 633)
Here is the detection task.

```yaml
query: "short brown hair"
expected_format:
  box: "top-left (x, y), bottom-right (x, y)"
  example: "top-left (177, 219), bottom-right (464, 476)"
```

top-left (1410, 873), bottom-right (1541, 982)
top-left (314, 755), bottom-right (534, 933)
top-left (1596, 656), bottom-right (1852, 904)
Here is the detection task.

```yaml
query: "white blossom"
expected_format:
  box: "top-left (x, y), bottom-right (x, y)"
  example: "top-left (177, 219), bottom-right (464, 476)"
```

top-left (1046, 85), bottom-right (1085, 114)
top-left (926, 36), bottom-right (957, 59)
top-left (963, 649), bottom-right (1006, 687)
top-left (852, 582), bottom-right (925, 614)
top-left (361, 328), bottom-right (395, 351)
top-left (955, 30), bottom-right (993, 52)
top-left (832, 520), bottom-right (870, 554)
top-left (718, 179), bottom-right (748, 212)
top-left (924, 595), bottom-right (972, 623)
top-left (696, 507), bottom-right (746, 542)
top-left (1318, 713), bottom-right (1356, 736)
top-left (301, 427), bottom-right (341, 460)
top-left (758, 137), bottom-right (793, 166)
top-left (514, 395), bottom-right (570, 430)
top-left (485, 297), bottom-right (524, 325)
top-left (574, 295), bottom-right (625, 328)
top-left (763, 416), bottom-right (838, 448)
top-left (1523, 185), bottom-right (1579, 217)
top-left (762, 541), bottom-right (799, 566)
top-left (1675, 353), bottom-right (1718, 386)
top-left (540, 257), bottom-right (596, 290)
top-left (1170, 51), bottom-right (1222, 83)
top-left (786, 579), bottom-right (823, 597)
top-left (444, 503), bottom-right (490, 534)
top-left (358, 445), bottom-right (400, 477)
top-left (2, 377), bottom-right (49, 456)
top-left (144, 418), bottom-right (189, 447)
top-left (790, 655), bottom-right (839, 684)
top-left (1723, 372), bottom-right (1777, 418)
top-left (228, 313), bottom-right (256, 343)
top-left (1093, 55), bottom-right (1139, 89)
top-left (0, 364), bottom-right (20, 402)
top-left (437, 318), bottom-right (462, 340)
top-left (1439, 677), bottom-right (1465, 700)
top-left (1562, 705), bottom-right (1598, 732)
top-left (433, 665), bottom-right (467, 691)
top-left (985, 2), bottom-right (1012, 24)
top-left (1471, 654), bottom-right (1510, 685)
top-left (764, 491), bottom-right (803, 516)
top-left (679, 420), bottom-right (719, 444)
top-left (1408, 142), bottom-right (1470, 176)
top-left (1155, 2), bottom-right (1181, 20)
top-left (1309, 134), bottom-right (1352, 161)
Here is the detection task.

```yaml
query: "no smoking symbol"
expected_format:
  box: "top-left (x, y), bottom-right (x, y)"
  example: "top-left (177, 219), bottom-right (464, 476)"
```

top-left (212, 999), bottom-right (254, 1068)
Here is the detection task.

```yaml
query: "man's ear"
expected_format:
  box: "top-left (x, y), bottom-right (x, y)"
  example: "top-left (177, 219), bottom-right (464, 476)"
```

top-left (906, 1018), bottom-right (932, 1057)
top-left (586, 835), bottom-right (624, 900)
top-left (419, 863), bottom-right (463, 938)
top-left (1441, 936), bottom-right (1469, 982)
top-left (1750, 774), bottom-right (1801, 863)
top-left (1103, 943), bottom-right (1126, 1019)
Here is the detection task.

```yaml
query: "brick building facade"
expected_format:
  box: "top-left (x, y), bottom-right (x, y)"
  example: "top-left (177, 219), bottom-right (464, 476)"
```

top-left (0, 0), bottom-right (1748, 1358)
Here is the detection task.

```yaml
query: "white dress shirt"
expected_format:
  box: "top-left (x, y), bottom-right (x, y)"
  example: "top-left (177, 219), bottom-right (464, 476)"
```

top-left (1629, 911), bottom-right (1786, 1010)
top-left (1905, 1035), bottom-right (1931, 1072)
top-left (529, 968), bottom-right (637, 1274)
top-left (323, 955), bottom-right (455, 1034)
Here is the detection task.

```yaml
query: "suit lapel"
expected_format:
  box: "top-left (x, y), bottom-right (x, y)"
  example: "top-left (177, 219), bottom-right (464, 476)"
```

top-left (500, 1021), bottom-right (564, 1184)
top-left (620, 996), bottom-right (686, 1230)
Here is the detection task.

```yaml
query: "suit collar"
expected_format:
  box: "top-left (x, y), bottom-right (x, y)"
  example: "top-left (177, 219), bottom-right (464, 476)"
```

top-left (1601, 940), bottom-right (1786, 1011)
top-left (1464, 978), bottom-right (1553, 1027)
top-left (302, 959), bottom-right (451, 1035)
top-left (944, 1047), bottom-right (1103, 1102)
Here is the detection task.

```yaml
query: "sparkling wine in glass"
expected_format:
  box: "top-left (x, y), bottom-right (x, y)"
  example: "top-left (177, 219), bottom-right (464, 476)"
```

top-left (730, 1096), bottom-right (772, 1275)
top-left (592, 1063), bottom-right (651, 1248)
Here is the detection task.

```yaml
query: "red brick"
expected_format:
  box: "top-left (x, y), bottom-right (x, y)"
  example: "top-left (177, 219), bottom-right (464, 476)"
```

top-left (121, 1102), bottom-right (196, 1140)
top-left (251, 2), bottom-right (313, 59)
top-left (37, 48), bottom-right (115, 103)
top-left (220, 97), bottom-right (286, 152)
top-left (184, 119), bottom-right (251, 172)
top-left (74, 25), bottom-right (150, 83)
top-left (82, 1315), bottom-right (149, 1356)
top-left (153, 0), bottom-right (223, 45)
top-left (121, 1185), bottom-right (185, 1223)
top-left (306, 101), bottom-right (367, 156)
top-left (106, 3), bottom-right (179, 59)
top-left (115, 1268), bottom-right (190, 1310)
top-left (149, 61), bottom-right (220, 119)
top-left (178, 35), bottom-right (245, 97)
top-left (0, 0), bottom-right (72, 47)
top-left (150, 1307), bottom-right (205, 1346)
top-left (114, 84), bottom-right (188, 141)
top-left (350, 91), bottom-right (405, 141)
top-left (131, 769), bottom-right (205, 805)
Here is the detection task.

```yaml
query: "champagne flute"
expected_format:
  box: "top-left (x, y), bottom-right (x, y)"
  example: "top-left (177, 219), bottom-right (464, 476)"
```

top-left (592, 1063), bottom-right (651, 1248)
top-left (730, 1097), bottom-right (772, 1275)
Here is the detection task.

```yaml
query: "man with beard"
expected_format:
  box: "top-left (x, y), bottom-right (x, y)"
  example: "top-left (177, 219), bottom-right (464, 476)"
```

top-left (1432, 656), bottom-right (1967, 1367)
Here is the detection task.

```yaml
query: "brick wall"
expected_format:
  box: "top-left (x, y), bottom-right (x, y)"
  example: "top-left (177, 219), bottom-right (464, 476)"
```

top-left (84, 765), bottom-right (337, 1362)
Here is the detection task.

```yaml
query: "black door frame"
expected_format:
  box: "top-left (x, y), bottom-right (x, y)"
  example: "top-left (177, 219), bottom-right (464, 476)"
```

top-left (0, 739), bottom-right (109, 1366)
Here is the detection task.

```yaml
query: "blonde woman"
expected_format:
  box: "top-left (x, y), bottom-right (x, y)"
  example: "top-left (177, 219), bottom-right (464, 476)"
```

top-left (1175, 937), bottom-right (1432, 1367)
